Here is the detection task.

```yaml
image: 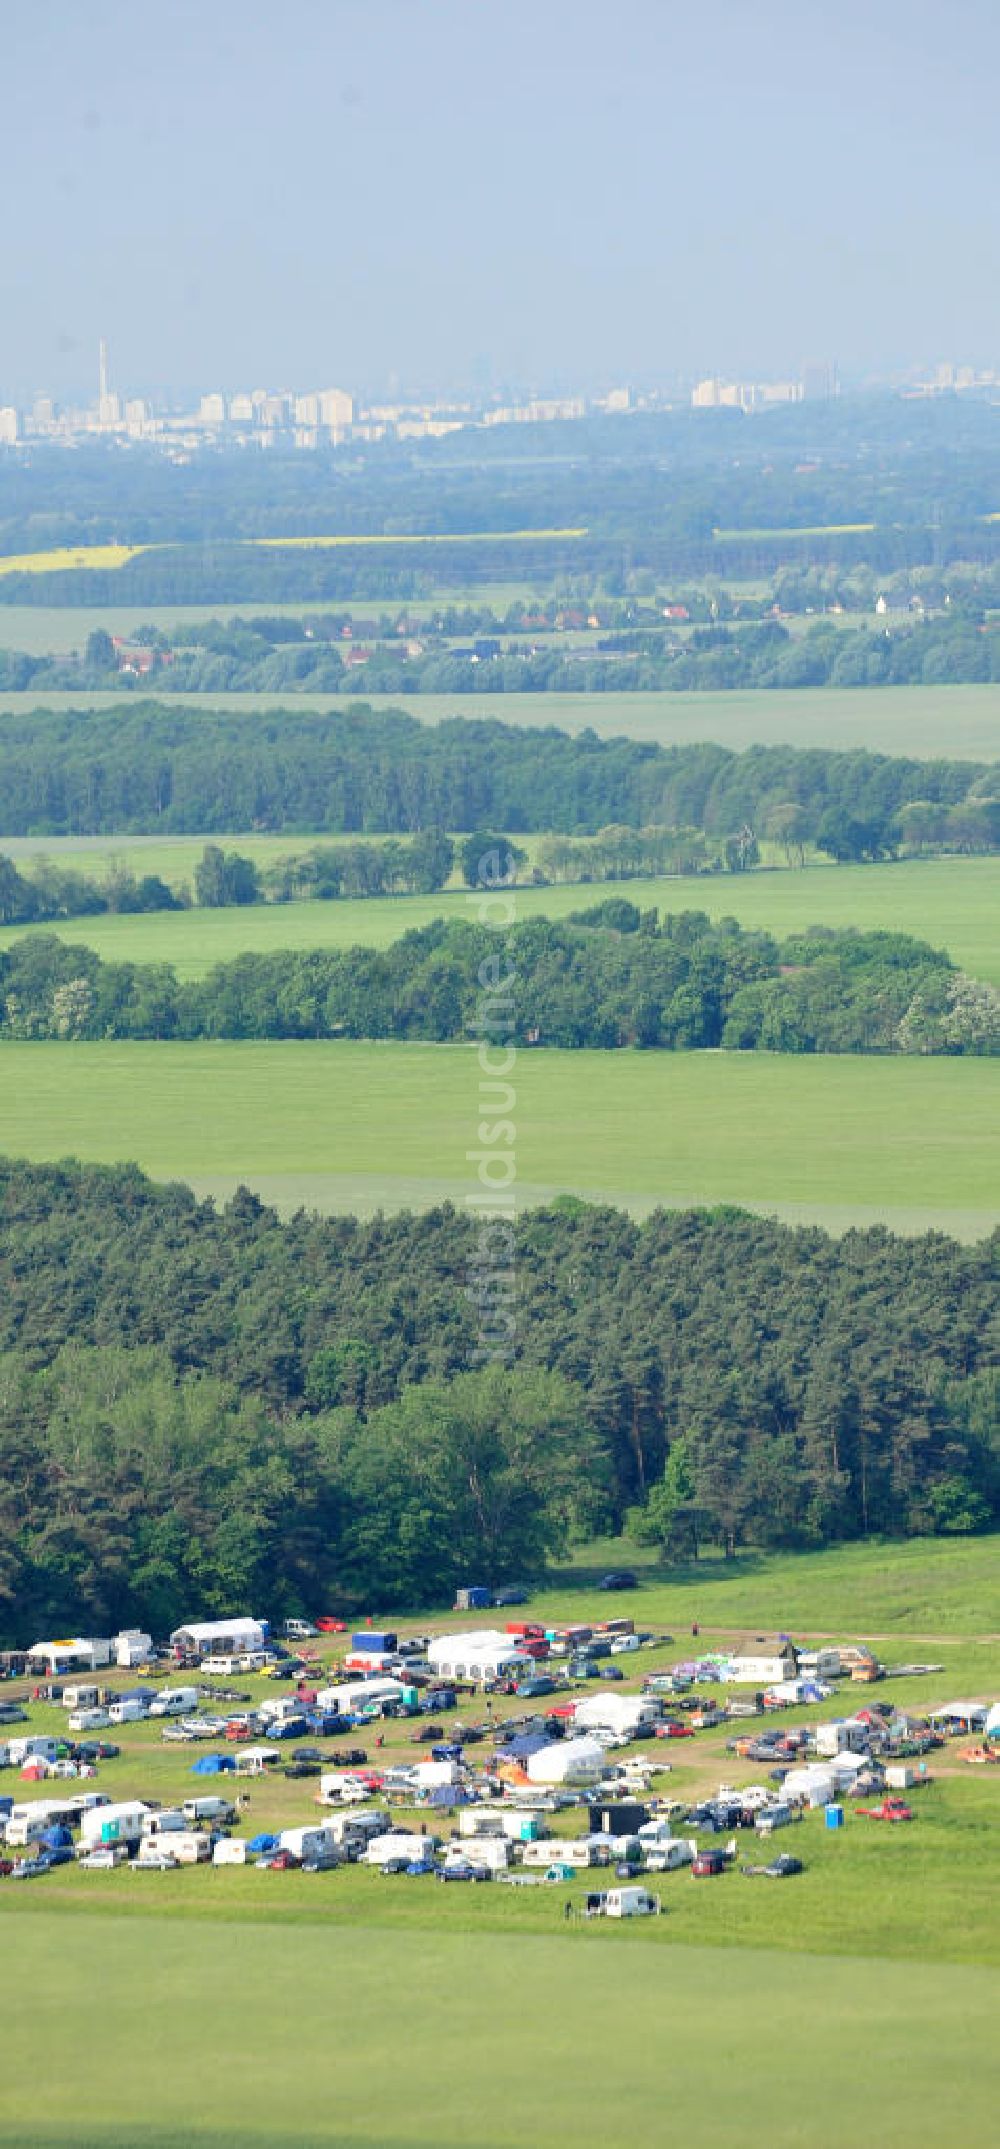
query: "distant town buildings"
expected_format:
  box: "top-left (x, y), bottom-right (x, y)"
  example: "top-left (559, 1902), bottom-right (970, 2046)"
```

top-left (4, 340), bottom-right (997, 454)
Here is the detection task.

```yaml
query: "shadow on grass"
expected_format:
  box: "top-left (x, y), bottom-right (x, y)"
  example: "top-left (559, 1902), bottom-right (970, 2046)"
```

top-left (540, 1548), bottom-right (769, 1596)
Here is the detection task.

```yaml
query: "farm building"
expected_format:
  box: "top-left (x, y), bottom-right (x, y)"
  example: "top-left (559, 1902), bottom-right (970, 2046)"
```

top-left (169, 1618), bottom-right (267, 1657)
top-left (425, 1631), bottom-right (527, 1683)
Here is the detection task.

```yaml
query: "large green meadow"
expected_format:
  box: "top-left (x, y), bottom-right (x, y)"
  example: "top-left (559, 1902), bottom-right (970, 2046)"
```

top-left (0, 679), bottom-right (997, 755)
top-left (2, 853), bottom-right (998, 985)
top-left (2, 1533), bottom-right (998, 2146)
top-left (3, 1040), bottom-right (997, 1234)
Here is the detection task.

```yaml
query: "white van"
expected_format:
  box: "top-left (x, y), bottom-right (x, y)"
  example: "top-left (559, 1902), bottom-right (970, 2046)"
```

top-left (643, 1838), bottom-right (697, 1872)
top-left (182, 1795), bottom-right (235, 1826)
top-left (149, 1687), bottom-right (201, 1719)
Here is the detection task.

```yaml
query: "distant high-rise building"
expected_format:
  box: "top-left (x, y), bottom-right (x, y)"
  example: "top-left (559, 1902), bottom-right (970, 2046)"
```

top-left (0, 406), bottom-right (20, 446)
top-left (229, 392), bottom-right (254, 422)
top-left (199, 392), bottom-right (227, 424)
top-left (97, 338), bottom-right (121, 426)
top-left (318, 387), bottom-right (354, 434)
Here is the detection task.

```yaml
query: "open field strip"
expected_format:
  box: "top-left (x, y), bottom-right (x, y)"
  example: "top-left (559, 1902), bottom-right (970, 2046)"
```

top-left (2, 855), bottom-right (997, 985)
top-left (0, 592), bottom-right (546, 650)
top-left (2, 1042), bottom-right (997, 1234)
top-left (0, 1919), bottom-right (996, 2148)
top-left (0, 682), bottom-right (996, 755)
top-left (0, 532), bottom-right (588, 578)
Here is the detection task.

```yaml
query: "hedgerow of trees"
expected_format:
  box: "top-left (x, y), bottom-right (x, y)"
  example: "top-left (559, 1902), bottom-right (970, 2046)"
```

top-left (2, 913), bottom-right (997, 1054)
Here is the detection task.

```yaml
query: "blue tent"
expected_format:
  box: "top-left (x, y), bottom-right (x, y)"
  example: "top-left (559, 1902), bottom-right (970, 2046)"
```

top-left (190, 1753), bottom-right (235, 1775)
top-left (248, 1832), bottom-right (279, 1852)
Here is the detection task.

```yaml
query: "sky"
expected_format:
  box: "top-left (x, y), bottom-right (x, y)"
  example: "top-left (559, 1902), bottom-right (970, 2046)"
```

top-left (3, 0), bottom-right (999, 403)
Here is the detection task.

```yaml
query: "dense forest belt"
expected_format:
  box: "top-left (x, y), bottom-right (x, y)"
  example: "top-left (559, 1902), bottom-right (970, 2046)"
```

top-left (0, 1157), bottom-right (996, 1632)
top-left (2, 913), bottom-right (997, 1054)
top-left (0, 701), bottom-right (994, 842)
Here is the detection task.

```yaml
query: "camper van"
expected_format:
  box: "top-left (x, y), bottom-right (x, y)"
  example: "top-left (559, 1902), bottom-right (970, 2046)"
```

top-left (181, 1795), bottom-right (235, 1826)
top-left (149, 1687), bottom-right (201, 1719)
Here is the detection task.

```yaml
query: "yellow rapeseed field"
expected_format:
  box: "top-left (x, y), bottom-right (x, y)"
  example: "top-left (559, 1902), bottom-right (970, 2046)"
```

top-left (251, 527), bottom-right (589, 547)
top-left (0, 543), bottom-right (149, 576)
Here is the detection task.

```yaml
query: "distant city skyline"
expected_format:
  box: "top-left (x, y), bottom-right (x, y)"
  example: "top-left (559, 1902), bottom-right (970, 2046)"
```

top-left (3, 0), bottom-right (1000, 403)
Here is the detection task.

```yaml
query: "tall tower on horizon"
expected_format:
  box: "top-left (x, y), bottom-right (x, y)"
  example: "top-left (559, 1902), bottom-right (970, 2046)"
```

top-left (97, 339), bottom-right (120, 427)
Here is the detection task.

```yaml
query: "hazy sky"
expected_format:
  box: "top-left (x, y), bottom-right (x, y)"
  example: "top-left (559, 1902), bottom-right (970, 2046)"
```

top-left (4, 0), bottom-right (999, 401)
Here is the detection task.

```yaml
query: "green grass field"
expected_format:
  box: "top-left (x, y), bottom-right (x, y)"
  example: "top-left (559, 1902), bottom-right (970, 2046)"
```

top-left (0, 681), bottom-right (996, 756)
top-left (0, 590), bottom-right (546, 652)
top-left (1, 1919), bottom-right (996, 2147)
top-left (2, 1040), bottom-right (997, 1235)
top-left (2, 854), bottom-right (997, 985)
top-left (1, 1532), bottom-right (998, 2146)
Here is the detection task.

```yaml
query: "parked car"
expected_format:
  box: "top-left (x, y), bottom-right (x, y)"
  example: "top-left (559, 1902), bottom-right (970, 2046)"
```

top-left (691, 1849), bottom-right (728, 1878)
top-left (857, 1798), bottom-right (914, 1822)
top-left (743, 1855), bottom-right (804, 1879)
top-left (598, 1572), bottom-right (637, 1592)
top-left (598, 1665), bottom-right (625, 1682)
top-left (656, 1720), bottom-right (696, 1740)
top-left (314, 1617), bottom-right (347, 1634)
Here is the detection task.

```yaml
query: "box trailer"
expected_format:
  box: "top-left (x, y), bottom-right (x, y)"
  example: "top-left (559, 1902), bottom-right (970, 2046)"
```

top-left (604, 1886), bottom-right (660, 1917)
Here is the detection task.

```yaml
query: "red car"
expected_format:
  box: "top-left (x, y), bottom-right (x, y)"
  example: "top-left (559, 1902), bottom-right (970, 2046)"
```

top-left (656, 1720), bottom-right (696, 1739)
top-left (691, 1849), bottom-right (728, 1878)
top-left (314, 1617), bottom-right (347, 1635)
top-left (857, 1798), bottom-right (914, 1823)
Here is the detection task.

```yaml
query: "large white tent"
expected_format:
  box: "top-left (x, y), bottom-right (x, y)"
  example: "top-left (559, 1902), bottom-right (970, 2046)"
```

top-left (525, 1736), bottom-right (607, 1787)
top-left (425, 1631), bottom-right (526, 1683)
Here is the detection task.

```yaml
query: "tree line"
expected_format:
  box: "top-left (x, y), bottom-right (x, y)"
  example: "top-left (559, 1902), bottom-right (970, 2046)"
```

top-left (0, 703), bottom-right (993, 853)
top-left (2, 912), bottom-right (997, 1055)
top-left (0, 1160), bottom-right (996, 1638)
top-left (8, 608), bottom-right (1000, 695)
top-left (0, 834), bottom-right (457, 927)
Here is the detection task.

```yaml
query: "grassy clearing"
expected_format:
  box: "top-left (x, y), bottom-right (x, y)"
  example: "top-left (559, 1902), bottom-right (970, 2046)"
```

top-left (0, 591), bottom-right (549, 651)
top-left (1, 1537), bottom-right (997, 2140)
top-left (1, 1918), bottom-right (996, 2147)
top-left (2, 854), bottom-right (996, 985)
top-left (0, 680), bottom-right (994, 756)
top-left (2, 1041), bottom-right (997, 1235)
